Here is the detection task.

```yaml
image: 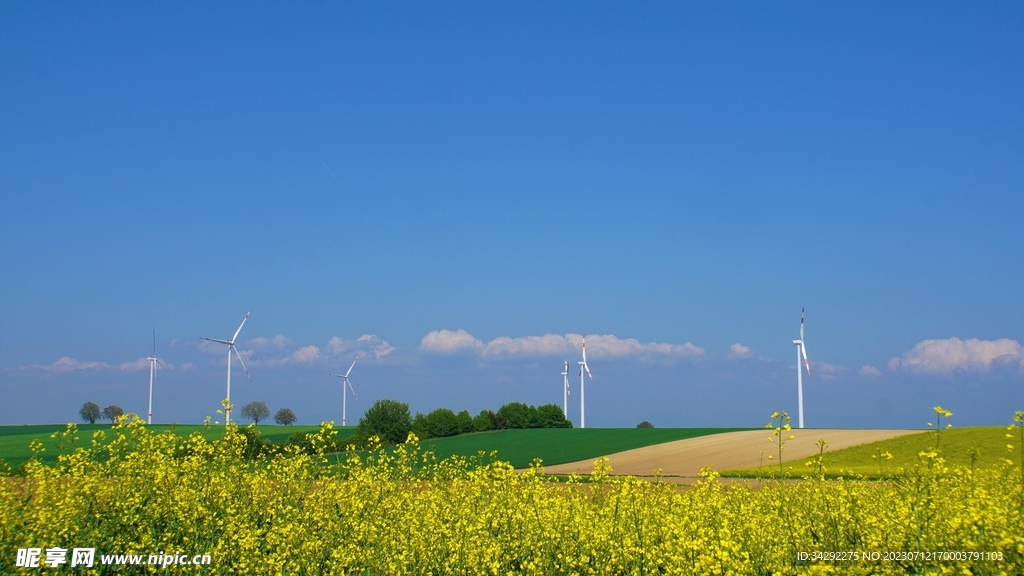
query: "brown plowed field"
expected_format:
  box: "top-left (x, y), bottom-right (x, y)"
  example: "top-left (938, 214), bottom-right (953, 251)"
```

top-left (542, 429), bottom-right (925, 478)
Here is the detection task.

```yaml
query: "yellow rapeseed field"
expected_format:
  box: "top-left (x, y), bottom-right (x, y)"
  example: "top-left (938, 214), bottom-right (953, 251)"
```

top-left (1, 411), bottom-right (1022, 575)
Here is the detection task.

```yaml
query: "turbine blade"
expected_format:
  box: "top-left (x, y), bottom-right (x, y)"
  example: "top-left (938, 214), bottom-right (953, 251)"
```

top-left (231, 309), bottom-right (252, 343)
top-left (203, 337), bottom-right (231, 345)
top-left (802, 343), bottom-right (811, 375)
top-left (582, 338), bottom-right (587, 363)
top-left (347, 379), bottom-right (358, 401)
top-left (156, 359), bottom-right (165, 368)
top-left (232, 345), bottom-right (252, 381)
top-left (800, 307), bottom-right (805, 341)
top-left (153, 330), bottom-right (156, 356)
top-left (584, 363), bottom-right (593, 380)
top-left (344, 356), bottom-right (358, 378)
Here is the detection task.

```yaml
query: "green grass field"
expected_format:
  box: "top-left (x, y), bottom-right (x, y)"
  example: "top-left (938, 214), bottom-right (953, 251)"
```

top-left (412, 427), bottom-right (751, 469)
top-left (0, 423), bottom-right (356, 466)
top-left (1, 424), bottom-right (750, 471)
top-left (722, 426), bottom-right (1023, 478)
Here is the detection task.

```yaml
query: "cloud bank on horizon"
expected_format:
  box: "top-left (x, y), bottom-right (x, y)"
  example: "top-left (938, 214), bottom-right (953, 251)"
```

top-left (17, 333), bottom-right (1024, 381)
top-left (419, 329), bottom-right (705, 359)
top-left (11, 332), bottom-right (1024, 429)
top-left (18, 357), bottom-right (194, 373)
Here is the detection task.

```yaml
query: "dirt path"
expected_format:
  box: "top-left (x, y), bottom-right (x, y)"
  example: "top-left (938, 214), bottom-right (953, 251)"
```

top-left (542, 429), bottom-right (925, 478)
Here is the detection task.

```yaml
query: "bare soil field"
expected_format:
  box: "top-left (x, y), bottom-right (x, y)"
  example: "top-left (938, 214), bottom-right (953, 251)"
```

top-left (542, 429), bottom-right (925, 480)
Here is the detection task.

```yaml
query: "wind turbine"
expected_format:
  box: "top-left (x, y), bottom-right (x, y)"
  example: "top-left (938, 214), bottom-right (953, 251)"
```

top-left (327, 356), bottom-right (360, 427)
top-left (578, 338), bottom-right (593, 428)
top-left (561, 360), bottom-right (571, 420)
top-left (146, 330), bottom-right (164, 425)
top-left (792, 307), bottom-right (811, 428)
top-left (201, 309), bottom-right (252, 426)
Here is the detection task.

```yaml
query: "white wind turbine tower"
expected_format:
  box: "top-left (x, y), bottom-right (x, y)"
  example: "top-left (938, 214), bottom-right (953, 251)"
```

top-left (328, 356), bottom-right (360, 427)
top-left (201, 309), bottom-right (252, 426)
top-left (146, 330), bottom-right (164, 425)
top-left (792, 307), bottom-right (811, 428)
top-left (561, 360), bottom-right (571, 420)
top-left (578, 338), bottom-right (593, 428)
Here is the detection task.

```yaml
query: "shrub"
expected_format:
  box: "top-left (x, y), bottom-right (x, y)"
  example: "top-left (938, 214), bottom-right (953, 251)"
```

top-left (637, 421), bottom-right (654, 428)
top-left (236, 426), bottom-right (268, 460)
top-left (354, 399), bottom-right (412, 446)
top-left (287, 431), bottom-right (314, 454)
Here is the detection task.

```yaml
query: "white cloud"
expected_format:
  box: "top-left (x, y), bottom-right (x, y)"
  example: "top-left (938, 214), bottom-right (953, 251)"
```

top-left (888, 337), bottom-right (1023, 376)
top-left (859, 365), bottom-right (882, 378)
top-left (419, 329), bottom-right (484, 354)
top-left (291, 345), bottom-right (321, 363)
top-left (327, 334), bottom-right (394, 359)
top-left (117, 358), bottom-right (153, 372)
top-left (20, 356), bottom-right (170, 373)
top-left (419, 330), bottom-right (704, 359)
top-left (20, 357), bottom-right (110, 372)
top-left (729, 343), bottom-right (752, 358)
top-left (810, 361), bottom-right (848, 380)
top-left (249, 335), bottom-right (291, 349)
top-left (483, 334), bottom-right (570, 356)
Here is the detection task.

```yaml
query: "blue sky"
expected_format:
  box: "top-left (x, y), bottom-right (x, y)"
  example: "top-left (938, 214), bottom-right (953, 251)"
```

top-left (1, 2), bottom-right (1022, 429)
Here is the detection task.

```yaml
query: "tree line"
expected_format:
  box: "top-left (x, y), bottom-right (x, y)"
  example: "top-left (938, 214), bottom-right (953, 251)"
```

top-left (351, 399), bottom-right (571, 447)
top-left (79, 401), bottom-right (297, 426)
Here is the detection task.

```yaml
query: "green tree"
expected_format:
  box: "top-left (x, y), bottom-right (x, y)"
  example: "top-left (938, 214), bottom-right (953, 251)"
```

top-left (102, 405), bottom-right (124, 423)
top-left (456, 410), bottom-right (474, 434)
top-left (80, 402), bottom-right (102, 424)
top-left (472, 410), bottom-right (495, 432)
top-left (411, 413), bottom-right (430, 439)
top-left (354, 399), bottom-right (412, 445)
top-left (241, 401), bottom-right (270, 425)
top-left (424, 408), bottom-right (460, 438)
top-left (492, 411), bottom-right (509, 430)
top-left (536, 404), bottom-right (572, 428)
top-left (498, 402), bottom-right (535, 429)
top-left (274, 408), bottom-right (296, 425)
top-left (637, 421), bottom-right (654, 428)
